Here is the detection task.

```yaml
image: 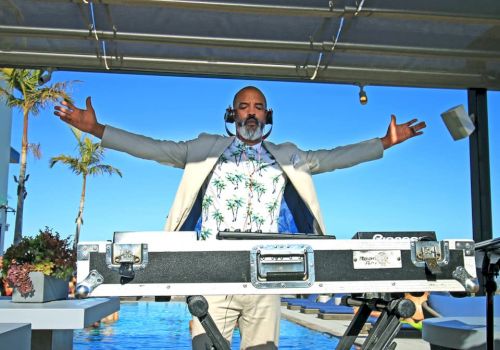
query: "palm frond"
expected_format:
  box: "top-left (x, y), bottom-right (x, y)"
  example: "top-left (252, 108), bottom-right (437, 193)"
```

top-left (0, 87), bottom-right (24, 109)
top-left (88, 164), bottom-right (123, 177)
top-left (49, 155), bottom-right (82, 175)
top-left (27, 143), bottom-right (42, 160)
top-left (69, 126), bottom-right (83, 147)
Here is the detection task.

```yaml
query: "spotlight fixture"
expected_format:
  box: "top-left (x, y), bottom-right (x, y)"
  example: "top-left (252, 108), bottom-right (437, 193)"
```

top-left (441, 104), bottom-right (475, 140)
top-left (358, 85), bottom-right (368, 105)
top-left (38, 68), bottom-right (53, 85)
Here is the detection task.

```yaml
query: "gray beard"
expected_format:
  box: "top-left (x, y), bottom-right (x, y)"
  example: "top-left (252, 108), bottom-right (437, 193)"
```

top-left (237, 123), bottom-right (264, 141)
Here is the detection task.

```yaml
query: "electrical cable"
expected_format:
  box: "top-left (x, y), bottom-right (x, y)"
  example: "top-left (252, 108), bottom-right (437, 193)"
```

top-left (87, 1), bottom-right (110, 70)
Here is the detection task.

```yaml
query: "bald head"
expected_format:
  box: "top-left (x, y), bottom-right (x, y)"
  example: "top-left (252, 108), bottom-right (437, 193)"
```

top-left (233, 86), bottom-right (267, 109)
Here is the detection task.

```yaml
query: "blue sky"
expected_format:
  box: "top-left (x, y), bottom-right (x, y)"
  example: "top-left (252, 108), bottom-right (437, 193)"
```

top-left (4, 71), bottom-right (499, 246)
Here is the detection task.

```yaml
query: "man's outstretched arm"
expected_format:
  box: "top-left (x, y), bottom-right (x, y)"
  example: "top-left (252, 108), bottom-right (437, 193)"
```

top-left (380, 114), bottom-right (426, 149)
top-left (54, 96), bottom-right (105, 139)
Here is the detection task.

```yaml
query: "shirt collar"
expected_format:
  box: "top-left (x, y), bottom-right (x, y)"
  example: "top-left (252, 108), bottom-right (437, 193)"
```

top-left (233, 137), bottom-right (263, 152)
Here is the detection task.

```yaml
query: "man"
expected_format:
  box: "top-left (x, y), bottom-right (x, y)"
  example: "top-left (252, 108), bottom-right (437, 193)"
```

top-left (54, 86), bottom-right (425, 349)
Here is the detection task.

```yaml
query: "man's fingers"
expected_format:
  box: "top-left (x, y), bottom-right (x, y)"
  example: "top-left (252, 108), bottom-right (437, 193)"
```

top-left (54, 105), bottom-right (72, 114)
top-left (54, 111), bottom-right (72, 124)
top-left (409, 122), bottom-right (426, 137)
top-left (85, 96), bottom-right (93, 111)
top-left (411, 121), bottom-right (427, 131)
top-left (404, 118), bottom-right (418, 126)
top-left (61, 100), bottom-right (77, 111)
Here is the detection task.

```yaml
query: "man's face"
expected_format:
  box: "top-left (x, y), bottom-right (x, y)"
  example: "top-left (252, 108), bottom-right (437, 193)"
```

top-left (233, 88), bottom-right (267, 141)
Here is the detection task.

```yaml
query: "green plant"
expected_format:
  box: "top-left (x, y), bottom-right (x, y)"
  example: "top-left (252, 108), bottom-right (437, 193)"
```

top-left (1, 227), bottom-right (76, 295)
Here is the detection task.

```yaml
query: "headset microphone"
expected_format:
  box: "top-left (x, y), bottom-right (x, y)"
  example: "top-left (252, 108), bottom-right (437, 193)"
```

top-left (224, 106), bottom-right (273, 139)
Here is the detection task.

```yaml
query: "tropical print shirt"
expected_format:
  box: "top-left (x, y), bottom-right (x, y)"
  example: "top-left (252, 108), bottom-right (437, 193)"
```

top-left (199, 138), bottom-right (287, 240)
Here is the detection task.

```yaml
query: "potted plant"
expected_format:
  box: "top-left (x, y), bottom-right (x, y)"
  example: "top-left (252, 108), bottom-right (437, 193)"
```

top-left (1, 227), bottom-right (76, 302)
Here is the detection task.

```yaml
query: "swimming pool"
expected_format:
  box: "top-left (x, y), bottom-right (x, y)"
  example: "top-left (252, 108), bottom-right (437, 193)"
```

top-left (74, 301), bottom-right (344, 349)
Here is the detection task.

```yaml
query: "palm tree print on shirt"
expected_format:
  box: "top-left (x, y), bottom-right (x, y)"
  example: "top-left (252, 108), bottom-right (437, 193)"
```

top-left (246, 207), bottom-right (253, 229)
top-left (252, 214), bottom-right (265, 232)
top-left (271, 175), bottom-right (281, 194)
top-left (226, 197), bottom-right (244, 222)
top-left (212, 178), bottom-right (226, 198)
top-left (254, 183), bottom-right (266, 202)
top-left (200, 227), bottom-right (212, 240)
top-left (212, 210), bottom-right (224, 231)
top-left (226, 199), bottom-right (236, 222)
top-left (245, 178), bottom-right (260, 198)
top-left (231, 143), bottom-right (246, 166)
top-left (218, 154), bottom-right (228, 170)
top-left (202, 195), bottom-right (213, 220)
top-left (226, 172), bottom-right (245, 190)
top-left (266, 200), bottom-right (279, 224)
top-left (256, 158), bottom-right (269, 175)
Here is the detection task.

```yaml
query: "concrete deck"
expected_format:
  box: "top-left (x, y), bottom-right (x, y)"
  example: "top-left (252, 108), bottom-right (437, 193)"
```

top-left (281, 307), bottom-right (430, 350)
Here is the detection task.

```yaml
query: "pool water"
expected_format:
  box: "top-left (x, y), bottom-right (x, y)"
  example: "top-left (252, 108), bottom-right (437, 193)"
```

top-left (74, 301), bottom-right (344, 349)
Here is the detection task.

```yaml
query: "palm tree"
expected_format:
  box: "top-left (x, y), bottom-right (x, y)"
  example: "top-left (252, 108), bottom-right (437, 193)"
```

top-left (49, 127), bottom-right (122, 250)
top-left (0, 68), bottom-right (72, 244)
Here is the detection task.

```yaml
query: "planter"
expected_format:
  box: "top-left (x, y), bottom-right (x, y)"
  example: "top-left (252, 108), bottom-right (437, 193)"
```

top-left (12, 272), bottom-right (68, 303)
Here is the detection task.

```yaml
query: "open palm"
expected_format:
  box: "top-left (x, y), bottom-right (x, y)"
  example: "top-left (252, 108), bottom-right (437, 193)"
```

top-left (382, 114), bottom-right (426, 149)
top-left (54, 97), bottom-right (103, 137)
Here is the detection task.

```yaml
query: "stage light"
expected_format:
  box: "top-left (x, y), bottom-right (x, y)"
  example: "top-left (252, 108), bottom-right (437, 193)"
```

top-left (38, 68), bottom-right (53, 85)
top-left (359, 85), bottom-right (368, 105)
top-left (441, 104), bottom-right (475, 140)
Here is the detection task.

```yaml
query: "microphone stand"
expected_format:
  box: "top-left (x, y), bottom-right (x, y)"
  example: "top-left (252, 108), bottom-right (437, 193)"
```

top-left (476, 238), bottom-right (500, 350)
top-left (187, 295), bottom-right (230, 350)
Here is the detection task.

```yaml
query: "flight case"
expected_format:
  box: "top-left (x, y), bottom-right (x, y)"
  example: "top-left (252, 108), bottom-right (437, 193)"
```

top-left (76, 231), bottom-right (478, 297)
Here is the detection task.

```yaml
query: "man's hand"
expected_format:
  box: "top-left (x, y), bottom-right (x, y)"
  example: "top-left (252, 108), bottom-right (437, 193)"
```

top-left (380, 114), bottom-right (426, 149)
top-left (54, 96), bottom-right (105, 139)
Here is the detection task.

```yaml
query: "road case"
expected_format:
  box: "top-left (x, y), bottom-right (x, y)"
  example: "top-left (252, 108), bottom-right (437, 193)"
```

top-left (76, 231), bottom-right (478, 298)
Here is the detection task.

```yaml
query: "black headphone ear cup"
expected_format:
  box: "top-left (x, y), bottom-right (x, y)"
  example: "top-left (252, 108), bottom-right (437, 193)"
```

top-left (266, 109), bottom-right (273, 125)
top-left (224, 107), bottom-right (236, 123)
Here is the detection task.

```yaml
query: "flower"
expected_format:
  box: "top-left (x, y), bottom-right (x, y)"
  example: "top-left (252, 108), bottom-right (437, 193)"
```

top-left (1, 227), bottom-right (76, 296)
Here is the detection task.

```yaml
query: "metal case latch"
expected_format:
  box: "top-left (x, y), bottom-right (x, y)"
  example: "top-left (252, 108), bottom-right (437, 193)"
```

top-left (411, 241), bottom-right (449, 274)
top-left (75, 270), bottom-right (104, 299)
top-left (106, 243), bottom-right (148, 283)
top-left (250, 244), bottom-right (315, 289)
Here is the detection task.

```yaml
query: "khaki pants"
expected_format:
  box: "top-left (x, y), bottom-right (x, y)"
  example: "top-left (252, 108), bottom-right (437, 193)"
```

top-left (191, 295), bottom-right (280, 349)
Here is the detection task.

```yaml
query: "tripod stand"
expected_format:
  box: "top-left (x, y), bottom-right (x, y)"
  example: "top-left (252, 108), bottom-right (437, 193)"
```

top-left (475, 238), bottom-right (500, 350)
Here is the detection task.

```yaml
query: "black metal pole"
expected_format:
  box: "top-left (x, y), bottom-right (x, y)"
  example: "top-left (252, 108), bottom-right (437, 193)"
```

top-left (468, 88), bottom-right (493, 350)
top-left (468, 88), bottom-right (492, 246)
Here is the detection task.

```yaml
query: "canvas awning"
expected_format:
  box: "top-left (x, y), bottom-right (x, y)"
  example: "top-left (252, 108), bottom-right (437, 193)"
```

top-left (1, 0), bottom-right (499, 90)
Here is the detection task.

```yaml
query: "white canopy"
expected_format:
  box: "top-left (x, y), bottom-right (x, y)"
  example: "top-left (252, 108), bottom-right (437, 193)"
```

top-left (1, 0), bottom-right (499, 90)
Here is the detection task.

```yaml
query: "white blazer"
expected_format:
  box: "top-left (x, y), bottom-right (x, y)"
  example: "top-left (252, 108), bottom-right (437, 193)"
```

top-left (101, 125), bottom-right (384, 234)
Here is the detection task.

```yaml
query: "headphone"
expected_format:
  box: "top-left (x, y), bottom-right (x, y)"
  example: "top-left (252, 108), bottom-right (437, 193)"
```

top-left (224, 106), bottom-right (274, 139)
top-left (224, 106), bottom-right (273, 125)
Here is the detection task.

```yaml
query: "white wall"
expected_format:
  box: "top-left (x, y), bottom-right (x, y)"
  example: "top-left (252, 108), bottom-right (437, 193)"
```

top-left (0, 80), bottom-right (13, 254)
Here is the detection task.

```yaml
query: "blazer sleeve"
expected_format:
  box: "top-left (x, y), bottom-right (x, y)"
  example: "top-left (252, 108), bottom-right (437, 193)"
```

top-left (101, 125), bottom-right (191, 168)
top-left (305, 138), bottom-right (384, 175)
